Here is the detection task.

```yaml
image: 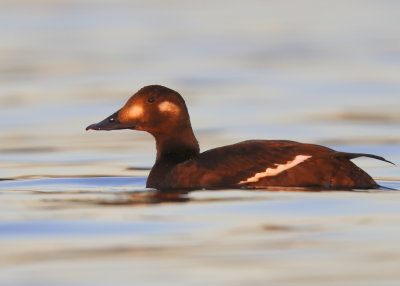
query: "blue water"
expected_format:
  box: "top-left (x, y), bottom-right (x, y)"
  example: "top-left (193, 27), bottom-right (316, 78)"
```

top-left (0, 220), bottom-right (201, 238)
top-left (0, 0), bottom-right (400, 285)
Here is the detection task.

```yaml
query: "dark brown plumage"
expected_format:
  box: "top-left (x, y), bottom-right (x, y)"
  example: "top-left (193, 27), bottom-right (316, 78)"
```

top-left (86, 85), bottom-right (392, 190)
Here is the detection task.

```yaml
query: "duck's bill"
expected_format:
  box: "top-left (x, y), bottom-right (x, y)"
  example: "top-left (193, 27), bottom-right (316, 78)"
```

top-left (86, 111), bottom-right (135, 131)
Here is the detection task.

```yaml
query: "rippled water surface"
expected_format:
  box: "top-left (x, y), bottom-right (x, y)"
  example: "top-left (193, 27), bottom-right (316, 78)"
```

top-left (1, 0), bottom-right (400, 285)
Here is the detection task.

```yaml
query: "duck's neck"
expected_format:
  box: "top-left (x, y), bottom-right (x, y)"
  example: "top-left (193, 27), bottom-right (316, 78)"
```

top-left (155, 129), bottom-right (200, 162)
top-left (147, 127), bottom-right (199, 188)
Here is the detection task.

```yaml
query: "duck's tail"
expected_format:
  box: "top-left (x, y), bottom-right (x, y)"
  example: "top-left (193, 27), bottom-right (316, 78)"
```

top-left (335, 152), bottom-right (395, 165)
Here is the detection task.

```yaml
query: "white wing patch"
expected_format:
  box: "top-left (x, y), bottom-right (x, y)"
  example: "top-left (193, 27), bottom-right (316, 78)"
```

top-left (239, 155), bottom-right (312, 184)
top-left (158, 101), bottom-right (180, 115)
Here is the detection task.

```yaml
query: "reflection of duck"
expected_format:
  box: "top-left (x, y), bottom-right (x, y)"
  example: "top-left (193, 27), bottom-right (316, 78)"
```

top-left (87, 85), bottom-right (392, 190)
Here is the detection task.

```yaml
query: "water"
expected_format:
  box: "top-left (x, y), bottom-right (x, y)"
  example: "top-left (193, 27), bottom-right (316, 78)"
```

top-left (1, 0), bottom-right (400, 285)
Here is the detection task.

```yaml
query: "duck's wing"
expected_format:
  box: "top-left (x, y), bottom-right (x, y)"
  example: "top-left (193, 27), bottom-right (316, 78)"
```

top-left (162, 140), bottom-right (321, 188)
top-left (162, 140), bottom-right (390, 189)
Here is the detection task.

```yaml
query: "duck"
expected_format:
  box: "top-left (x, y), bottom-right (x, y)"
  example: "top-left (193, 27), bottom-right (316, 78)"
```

top-left (86, 85), bottom-right (392, 190)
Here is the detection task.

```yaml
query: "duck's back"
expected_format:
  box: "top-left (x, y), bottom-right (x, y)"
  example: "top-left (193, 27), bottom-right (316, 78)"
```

top-left (154, 140), bottom-right (378, 189)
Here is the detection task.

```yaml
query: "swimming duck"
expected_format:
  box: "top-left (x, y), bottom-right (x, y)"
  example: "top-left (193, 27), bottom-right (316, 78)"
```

top-left (86, 85), bottom-right (391, 190)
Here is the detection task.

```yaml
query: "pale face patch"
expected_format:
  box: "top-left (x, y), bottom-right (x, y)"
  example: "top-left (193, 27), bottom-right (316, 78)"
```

top-left (127, 105), bottom-right (144, 119)
top-left (119, 104), bottom-right (144, 122)
top-left (239, 155), bottom-right (312, 184)
top-left (158, 101), bottom-right (181, 115)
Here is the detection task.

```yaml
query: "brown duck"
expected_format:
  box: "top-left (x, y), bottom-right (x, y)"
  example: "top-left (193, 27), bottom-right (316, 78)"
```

top-left (86, 85), bottom-right (392, 190)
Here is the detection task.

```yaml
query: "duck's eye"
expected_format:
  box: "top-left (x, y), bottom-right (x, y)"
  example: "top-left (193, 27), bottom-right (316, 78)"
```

top-left (109, 117), bottom-right (115, 123)
top-left (147, 97), bottom-right (155, 103)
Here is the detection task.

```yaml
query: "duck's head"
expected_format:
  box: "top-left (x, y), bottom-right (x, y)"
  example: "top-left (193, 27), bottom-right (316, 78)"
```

top-left (86, 85), bottom-right (191, 136)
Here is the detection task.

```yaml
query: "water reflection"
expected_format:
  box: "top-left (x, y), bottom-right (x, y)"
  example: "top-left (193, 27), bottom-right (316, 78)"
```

top-left (0, 176), bottom-right (398, 211)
